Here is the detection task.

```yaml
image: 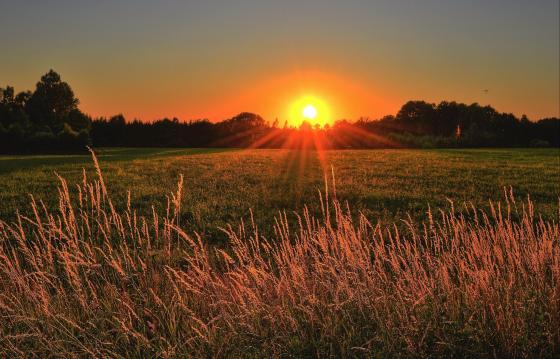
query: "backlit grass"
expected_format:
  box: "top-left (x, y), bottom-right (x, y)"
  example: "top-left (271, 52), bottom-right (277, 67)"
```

top-left (0, 149), bottom-right (558, 357)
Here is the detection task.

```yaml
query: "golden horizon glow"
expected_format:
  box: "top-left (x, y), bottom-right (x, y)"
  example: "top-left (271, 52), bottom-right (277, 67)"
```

top-left (3, 3), bottom-right (558, 121)
top-left (288, 94), bottom-right (332, 128)
top-left (78, 71), bottom-right (399, 123)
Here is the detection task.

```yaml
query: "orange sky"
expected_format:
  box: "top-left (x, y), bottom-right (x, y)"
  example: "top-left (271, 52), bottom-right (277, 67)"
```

top-left (72, 68), bottom-right (404, 125)
top-left (194, 71), bottom-right (398, 126)
top-left (74, 65), bottom-right (557, 125)
top-left (1, 1), bottom-right (558, 123)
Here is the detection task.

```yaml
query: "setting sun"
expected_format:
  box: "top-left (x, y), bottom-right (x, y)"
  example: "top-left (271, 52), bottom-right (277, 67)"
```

top-left (288, 95), bottom-right (332, 128)
top-left (303, 105), bottom-right (317, 120)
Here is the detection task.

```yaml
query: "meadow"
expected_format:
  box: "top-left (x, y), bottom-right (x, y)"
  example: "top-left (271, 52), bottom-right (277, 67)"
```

top-left (1, 147), bottom-right (558, 241)
top-left (0, 147), bottom-right (559, 357)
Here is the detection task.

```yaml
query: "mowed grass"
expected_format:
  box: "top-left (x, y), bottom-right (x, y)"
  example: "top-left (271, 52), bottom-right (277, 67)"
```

top-left (1, 147), bottom-right (558, 241)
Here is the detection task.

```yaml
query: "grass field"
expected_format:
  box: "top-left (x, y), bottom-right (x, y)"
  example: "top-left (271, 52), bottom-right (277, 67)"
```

top-left (1, 147), bottom-right (558, 240)
top-left (0, 147), bottom-right (559, 357)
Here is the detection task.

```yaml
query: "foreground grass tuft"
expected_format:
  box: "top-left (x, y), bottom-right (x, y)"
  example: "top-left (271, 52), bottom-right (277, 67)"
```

top-left (0, 150), bottom-right (558, 357)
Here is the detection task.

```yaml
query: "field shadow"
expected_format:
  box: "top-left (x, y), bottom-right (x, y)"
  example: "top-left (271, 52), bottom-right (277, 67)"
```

top-left (0, 148), bottom-right (236, 175)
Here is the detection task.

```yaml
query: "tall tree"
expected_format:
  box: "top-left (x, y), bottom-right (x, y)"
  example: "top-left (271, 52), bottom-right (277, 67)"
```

top-left (26, 70), bottom-right (80, 132)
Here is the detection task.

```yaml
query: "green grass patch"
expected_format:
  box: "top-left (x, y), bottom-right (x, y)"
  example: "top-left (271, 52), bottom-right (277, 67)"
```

top-left (1, 147), bottom-right (558, 241)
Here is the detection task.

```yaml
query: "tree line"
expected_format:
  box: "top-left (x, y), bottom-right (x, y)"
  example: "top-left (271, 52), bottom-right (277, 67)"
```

top-left (1, 70), bottom-right (558, 153)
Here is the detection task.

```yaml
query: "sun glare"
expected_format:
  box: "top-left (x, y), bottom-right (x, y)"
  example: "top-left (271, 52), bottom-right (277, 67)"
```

top-left (288, 95), bottom-right (332, 127)
top-left (302, 105), bottom-right (317, 120)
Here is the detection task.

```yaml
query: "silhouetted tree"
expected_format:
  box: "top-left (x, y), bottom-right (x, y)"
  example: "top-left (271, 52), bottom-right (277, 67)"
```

top-left (1, 70), bottom-right (558, 153)
top-left (27, 70), bottom-right (78, 130)
top-left (396, 101), bottom-right (437, 134)
top-left (0, 70), bottom-right (91, 152)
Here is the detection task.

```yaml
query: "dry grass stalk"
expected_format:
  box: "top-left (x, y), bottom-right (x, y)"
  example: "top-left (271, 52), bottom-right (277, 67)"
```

top-left (0, 150), bottom-right (558, 357)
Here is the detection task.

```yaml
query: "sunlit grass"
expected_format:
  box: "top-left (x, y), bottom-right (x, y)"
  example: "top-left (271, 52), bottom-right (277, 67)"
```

top-left (0, 150), bottom-right (558, 357)
top-left (1, 148), bottom-right (558, 241)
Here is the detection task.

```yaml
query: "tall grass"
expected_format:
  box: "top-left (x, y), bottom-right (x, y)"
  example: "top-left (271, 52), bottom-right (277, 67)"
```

top-left (0, 150), bottom-right (558, 357)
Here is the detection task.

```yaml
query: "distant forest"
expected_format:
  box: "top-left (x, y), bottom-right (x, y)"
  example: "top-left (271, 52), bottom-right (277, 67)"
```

top-left (1, 70), bottom-right (558, 153)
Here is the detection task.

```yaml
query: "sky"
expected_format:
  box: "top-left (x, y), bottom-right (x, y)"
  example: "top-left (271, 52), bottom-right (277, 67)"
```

top-left (1, 0), bottom-right (558, 124)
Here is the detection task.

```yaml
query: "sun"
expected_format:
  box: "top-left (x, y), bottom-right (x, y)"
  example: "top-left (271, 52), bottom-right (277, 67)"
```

top-left (287, 95), bottom-right (332, 127)
top-left (302, 105), bottom-right (317, 120)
